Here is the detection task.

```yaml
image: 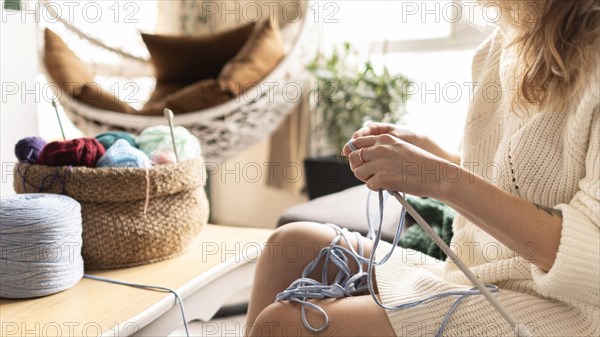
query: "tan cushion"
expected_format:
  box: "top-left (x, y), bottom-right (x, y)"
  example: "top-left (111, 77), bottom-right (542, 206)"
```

top-left (139, 80), bottom-right (234, 116)
top-left (167, 80), bottom-right (234, 113)
top-left (43, 28), bottom-right (93, 96)
top-left (143, 82), bottom-right (188, 109)
top-left (141, 22), bottom-right (256, 83)
top-left (79, 84), bottom-right (137, 114)
top-left (218, 19), bottom-right (285, 95)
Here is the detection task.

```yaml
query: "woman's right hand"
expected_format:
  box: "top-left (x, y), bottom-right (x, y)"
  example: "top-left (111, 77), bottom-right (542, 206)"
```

top-left (352, 122), bottom-right (424, 145)
top-left (349, 122), bottom-right (461, 165)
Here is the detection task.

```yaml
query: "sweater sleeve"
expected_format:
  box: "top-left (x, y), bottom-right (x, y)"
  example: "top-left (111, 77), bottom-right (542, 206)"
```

top-left (530, 107), bottom-right (600, 307)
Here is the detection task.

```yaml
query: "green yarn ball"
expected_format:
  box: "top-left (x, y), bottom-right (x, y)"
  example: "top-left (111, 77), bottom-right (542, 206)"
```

top-left (138, 126), bottom-right (201, 161)
top-left (95, 131), bottom-right (137, 150)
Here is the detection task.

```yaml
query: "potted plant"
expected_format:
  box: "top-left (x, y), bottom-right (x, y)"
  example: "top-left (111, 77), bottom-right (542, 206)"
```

top-left (304, 42), bottom-right (412, 199)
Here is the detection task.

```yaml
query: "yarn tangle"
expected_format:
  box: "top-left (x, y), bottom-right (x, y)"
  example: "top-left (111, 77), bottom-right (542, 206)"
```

top-left (14, 136), bottom-right (47, 164)
top-left (39, 138), bottom-right (105, 167)
top-left (276, 191), bottom-right (499, 336)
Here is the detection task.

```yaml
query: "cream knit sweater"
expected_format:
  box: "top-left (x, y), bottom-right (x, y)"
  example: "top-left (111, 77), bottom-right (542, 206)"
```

top-left (376, 28), bottom-right (599, 337)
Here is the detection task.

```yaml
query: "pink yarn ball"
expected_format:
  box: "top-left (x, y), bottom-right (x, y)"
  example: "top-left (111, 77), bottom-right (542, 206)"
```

top-left (151, 150), bottom-right (177, 165)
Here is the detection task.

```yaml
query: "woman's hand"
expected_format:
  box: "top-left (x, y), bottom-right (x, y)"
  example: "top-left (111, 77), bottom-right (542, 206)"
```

top-left (350, 122), bottom-right (461, 165)
top-left (352, 122), bottom-right (425, 145)
top-left (343, 133), bottom-right (564, 271)
top-left (341, 134), bottom-right (460, 199)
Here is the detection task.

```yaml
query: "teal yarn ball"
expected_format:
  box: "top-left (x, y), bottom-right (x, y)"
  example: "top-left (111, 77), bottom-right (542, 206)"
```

top-left (138, 126), bottom-right (201, 161)
top-left (97, 139), bottom-right (152, 168)
top-left (95, 131), bottom-right (137, 150)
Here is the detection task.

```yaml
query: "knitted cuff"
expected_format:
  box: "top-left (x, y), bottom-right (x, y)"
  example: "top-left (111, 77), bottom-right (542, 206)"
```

top-left (530, 204), bottom-right (600, 307)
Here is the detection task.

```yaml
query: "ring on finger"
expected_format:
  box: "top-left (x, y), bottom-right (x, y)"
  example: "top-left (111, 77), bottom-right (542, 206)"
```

top-left (358, 148), bottom-right (366, 164)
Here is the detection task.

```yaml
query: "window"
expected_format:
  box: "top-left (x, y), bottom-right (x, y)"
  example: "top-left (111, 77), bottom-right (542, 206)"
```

top-left (37, 1), bottom-right (159, 139)
top-left (316, 0), bottom-right (488, 151)
top-left (36, 0), bottom-right (490, 149)
top-left (39, 1), bottom-right (158, 61)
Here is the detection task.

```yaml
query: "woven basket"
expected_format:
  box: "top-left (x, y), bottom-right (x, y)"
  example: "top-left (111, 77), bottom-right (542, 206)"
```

top-left (13, 159), bottom-right (209, 269)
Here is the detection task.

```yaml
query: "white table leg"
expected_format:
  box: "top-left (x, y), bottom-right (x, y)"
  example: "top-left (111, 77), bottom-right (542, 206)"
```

top-left (133, 262), bottom-right (256, 337)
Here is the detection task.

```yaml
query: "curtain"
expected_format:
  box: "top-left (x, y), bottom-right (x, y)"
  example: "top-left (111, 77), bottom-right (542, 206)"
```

top-left (267, 92), bottom-right (311, 195)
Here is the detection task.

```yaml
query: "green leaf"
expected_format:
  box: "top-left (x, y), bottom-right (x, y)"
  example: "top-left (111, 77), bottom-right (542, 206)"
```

top-left (306, 42), bottom-right (414, 155)
top-left (4, 0), bottom-right (20, 10)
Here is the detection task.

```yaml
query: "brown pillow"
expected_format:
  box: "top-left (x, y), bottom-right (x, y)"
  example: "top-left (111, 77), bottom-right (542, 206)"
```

top-left (139, 80), bottom-right (234, 116)
top-left (218, 19), bottom-right (285, 95)
top-left (44, 29), bottom-right (136, 114)
top-left (143, 82), bottom-right (188, 109)
top-left (44, 28), bottom-right (94, 96)
top-left (80, 84), bottom-right (137, 114)
top-left (141, 22), bottom-right (256, 83)
top-left (167, 80), bottom-right (234, 113)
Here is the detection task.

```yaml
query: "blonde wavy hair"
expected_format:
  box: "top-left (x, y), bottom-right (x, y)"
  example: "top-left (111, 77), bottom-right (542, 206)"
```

top-left (489, 0), bottom-right (600, 111)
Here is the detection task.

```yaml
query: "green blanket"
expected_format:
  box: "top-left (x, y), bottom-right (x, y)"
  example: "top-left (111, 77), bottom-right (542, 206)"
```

top-left (399, 197), bottom-right (456, 261)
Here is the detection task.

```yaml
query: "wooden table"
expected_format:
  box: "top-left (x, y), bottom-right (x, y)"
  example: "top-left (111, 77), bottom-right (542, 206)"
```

top-left (0, 225), bottom-right (272, 337)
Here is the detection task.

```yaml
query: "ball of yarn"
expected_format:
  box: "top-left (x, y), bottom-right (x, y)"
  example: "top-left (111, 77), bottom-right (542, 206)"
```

top-left (97, 139), bottom-right (152, 168)
top-left (39, 138), bottom-right (105, 167)
top-left (14, 136), bottom-right (47, 164)
top-left (138, 126), bottom-right (201, 161)
top-left (0, 194), bottom-right (84, 299)
top-left (95, 131), bottom-right (137, 150)
top-left (151, 150), bottom-right (177, 165)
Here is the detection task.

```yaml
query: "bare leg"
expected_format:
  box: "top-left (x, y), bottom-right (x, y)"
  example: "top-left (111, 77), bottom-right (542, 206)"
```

top-left (245, 222), bottom-right (376, 335)
top-left (248, 295), bottom-right (395, 337)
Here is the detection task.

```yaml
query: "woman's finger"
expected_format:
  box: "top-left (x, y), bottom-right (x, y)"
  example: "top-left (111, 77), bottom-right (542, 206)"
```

top-left (349, 147), bottom-right (374, 171)
top-left (342, 136), bottom-right (379, 156)
top-left (353, 161), bottom-right (376, 182)
top-left (347, 149), bottom-right (363, 170)
top-left (341, 142), bottom-right (353, 157)
top-left (351, 123), bottom-right (393, 139)
top-left (350, 136), bottom-right (381, 150)
top-left (365, 174), bottom-right (383, 191)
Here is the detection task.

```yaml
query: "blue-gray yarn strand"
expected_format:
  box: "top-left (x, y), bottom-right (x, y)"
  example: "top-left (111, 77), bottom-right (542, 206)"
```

top-left (276, 190), bottom-right (498, 335)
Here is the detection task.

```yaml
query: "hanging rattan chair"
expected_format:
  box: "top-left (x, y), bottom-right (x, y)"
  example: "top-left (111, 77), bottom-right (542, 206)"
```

top-left (40, 1), bottom-right (311, 163)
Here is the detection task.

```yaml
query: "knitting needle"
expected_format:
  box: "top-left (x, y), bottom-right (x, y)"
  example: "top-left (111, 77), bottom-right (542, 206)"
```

top-left (163, 108), bottom-right (180, 163)
top-left (387, 191), bottom-right (532, 337)
top-left (51, 98), bottom-right (66, 141)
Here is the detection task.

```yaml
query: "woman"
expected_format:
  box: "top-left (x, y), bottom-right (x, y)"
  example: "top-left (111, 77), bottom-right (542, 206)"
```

top-left (246, 1), bottom-right (599, 336)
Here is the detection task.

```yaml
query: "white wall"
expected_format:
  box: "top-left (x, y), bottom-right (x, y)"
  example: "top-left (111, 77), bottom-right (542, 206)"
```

top-left (1, 2), bottom-right (40, 196)
top-left (210, 139), bottom-right (307, 229)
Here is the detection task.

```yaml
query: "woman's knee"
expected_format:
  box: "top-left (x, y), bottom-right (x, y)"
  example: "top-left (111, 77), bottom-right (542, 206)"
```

top-left (247, 302), bottom-right (305, 337)
top-left (248, 297), bottom-right (395, 337)
top-left (269, 222), bottom-right (334, 245)
top-left (263, 222), bottom-right (335, 264)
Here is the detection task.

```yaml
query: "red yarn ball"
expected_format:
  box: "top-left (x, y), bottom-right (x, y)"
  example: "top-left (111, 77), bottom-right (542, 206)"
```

top-left (39, 138), bottom-right (105, 167)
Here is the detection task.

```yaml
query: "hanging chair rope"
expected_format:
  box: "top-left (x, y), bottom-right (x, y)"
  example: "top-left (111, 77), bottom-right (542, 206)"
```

top-left (40, 0), bottom-right (312, 163)
top-left (40, 0), bottom-right (148, 63)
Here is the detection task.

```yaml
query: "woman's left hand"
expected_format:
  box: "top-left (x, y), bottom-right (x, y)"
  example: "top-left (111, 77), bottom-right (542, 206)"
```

top-left (342, 134), bottom-right (460, 199)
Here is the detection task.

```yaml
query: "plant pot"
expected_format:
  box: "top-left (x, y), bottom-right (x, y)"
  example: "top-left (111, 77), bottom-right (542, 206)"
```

top-left (304, 156), bottom-right (363, 200)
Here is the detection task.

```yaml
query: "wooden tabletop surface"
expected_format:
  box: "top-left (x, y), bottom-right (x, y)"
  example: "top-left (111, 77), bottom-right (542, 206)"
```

top-left (0, 225), bottom-right (273, 337)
